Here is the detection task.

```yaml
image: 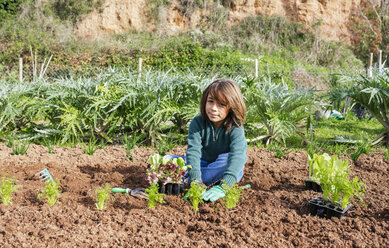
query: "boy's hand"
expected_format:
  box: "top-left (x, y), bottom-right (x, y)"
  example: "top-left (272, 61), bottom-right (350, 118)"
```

top-left (202, 185), bottom-right (225, 202)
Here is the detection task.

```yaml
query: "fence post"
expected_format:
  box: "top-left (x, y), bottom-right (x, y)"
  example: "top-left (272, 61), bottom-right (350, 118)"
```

top-left (19, 57), bottom-right (23, 82)
top-left (378, 50), bottom-right (383, 72)
top-left (254, 59), bottom-right (258, 78)
top-left (367, 52), bottom-right (373, 77)
top-left (138, 58), bottom-right (143, 72)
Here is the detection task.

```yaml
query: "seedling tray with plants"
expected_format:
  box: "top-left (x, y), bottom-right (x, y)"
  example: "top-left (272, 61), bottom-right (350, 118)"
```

top-left (309, 196), bottom-right (352, 218)
top-left (146, 154), bottom-right (190, 196)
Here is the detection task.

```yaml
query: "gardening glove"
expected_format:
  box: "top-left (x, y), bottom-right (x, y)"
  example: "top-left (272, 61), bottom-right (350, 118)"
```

top-left (183, 179), bottom-right (204, 200)
top-left (202, 185), bottom-right (225, 202)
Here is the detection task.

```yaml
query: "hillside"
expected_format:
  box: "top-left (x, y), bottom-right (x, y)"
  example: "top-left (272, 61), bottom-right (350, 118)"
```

top-left (76, 0), bottom-right (377, 44)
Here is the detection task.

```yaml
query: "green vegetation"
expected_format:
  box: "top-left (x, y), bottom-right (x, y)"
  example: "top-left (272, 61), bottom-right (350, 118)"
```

top-left (12, 141), bottom-right (30, 155)
top-left (0, 174), bottom-right (20, 205)
top-left (80, 136), bottom-right (99, 155)
top-left (37, 179), bottom-right (61, 207)
top-left (145, 183), bottom-right (165, 209)
top-left (221, 183), bottom-right (245, 209)
top-left (312, 154), bottom-right (367, 209)
top-left (95, 183), bottom-right (114, 210)
top-left (185, 181), bottom-right (206, 212)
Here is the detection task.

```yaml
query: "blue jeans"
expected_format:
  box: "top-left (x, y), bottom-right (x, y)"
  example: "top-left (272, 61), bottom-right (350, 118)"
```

top-left (164, 153), bottom-right (244, 186)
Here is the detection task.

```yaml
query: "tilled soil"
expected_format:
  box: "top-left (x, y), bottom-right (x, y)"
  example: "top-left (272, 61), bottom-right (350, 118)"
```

top-left (0, 143), bottom-right (388, 247)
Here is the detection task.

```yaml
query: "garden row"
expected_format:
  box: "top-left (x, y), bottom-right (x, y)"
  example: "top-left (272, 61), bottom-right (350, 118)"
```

top-left (0, 149), bottom-right (366, 218)
top-left (1, 68), bottom-right (388, 152)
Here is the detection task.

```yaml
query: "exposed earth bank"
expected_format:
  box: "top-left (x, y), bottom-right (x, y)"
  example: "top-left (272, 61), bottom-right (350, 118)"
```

top-left (0, 143), bottom-right (388, 247)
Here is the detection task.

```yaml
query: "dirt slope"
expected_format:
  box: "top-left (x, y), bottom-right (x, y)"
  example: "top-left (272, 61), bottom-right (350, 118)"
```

top-left (76, 0), bottom-right (373, 43)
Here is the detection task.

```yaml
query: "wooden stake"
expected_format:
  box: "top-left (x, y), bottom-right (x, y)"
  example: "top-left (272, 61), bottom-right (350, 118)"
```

top-left (378, 50), bottom-right (383, 71)
top-left (138, 58), bottom-right (143, 72)
top-left (19, 57), bottom-right (23, 82)
top-left (254, 59), bottom-right (258, 78)
top-left (368, 52), bottom-right (373, 77)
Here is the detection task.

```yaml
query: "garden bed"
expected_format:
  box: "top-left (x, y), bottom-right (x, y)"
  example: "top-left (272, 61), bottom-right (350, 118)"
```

top-left (0, 143), bottom-right (388, 247)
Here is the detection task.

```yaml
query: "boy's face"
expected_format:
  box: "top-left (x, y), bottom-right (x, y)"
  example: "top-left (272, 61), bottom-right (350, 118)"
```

top-left (205, 95), bottom-right (230, 128)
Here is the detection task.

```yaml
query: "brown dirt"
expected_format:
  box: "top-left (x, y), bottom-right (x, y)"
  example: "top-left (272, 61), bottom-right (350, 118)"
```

top-left (0, 143), bottom-right (388, 247)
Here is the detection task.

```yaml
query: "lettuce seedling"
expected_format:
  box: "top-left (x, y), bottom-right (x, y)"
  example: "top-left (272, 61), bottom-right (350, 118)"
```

top-left (38, 179), bottom-right (61, 207)
top-left (222, 184), bottom-right (245, 209)
top-left (95, 183), bottom-right (114, 210)
top-left (314, 154), bottom-right (367, 209)
top-left (185, 181), bottom-right (206, 212)
top-left (145, 183), bottom-right (165, 209)
top-left (308, 153), bottom-right (349, 185)
top-left (0, 174), bottom-right (20, 205)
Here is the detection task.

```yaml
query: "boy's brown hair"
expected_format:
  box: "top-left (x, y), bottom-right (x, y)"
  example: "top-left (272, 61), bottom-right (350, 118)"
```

top-left (200, 79), bottom-right (246, 132)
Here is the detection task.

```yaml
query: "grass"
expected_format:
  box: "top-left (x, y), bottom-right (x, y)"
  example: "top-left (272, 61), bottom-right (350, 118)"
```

top-left (313, 114), bottom-right (383, 145)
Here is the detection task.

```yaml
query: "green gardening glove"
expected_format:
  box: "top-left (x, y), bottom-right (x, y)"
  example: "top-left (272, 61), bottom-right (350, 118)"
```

top-left (202, 185), bottom-right (225, 202)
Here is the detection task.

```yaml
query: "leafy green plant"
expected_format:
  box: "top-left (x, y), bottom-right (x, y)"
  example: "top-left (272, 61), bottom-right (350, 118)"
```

top-left (37, 179), bottom-right (61, 207)
top-left (333, 176), bottom-right (366, 209)
top-left (185, 181), bottom-right (207, 212)
top-left (308, 153), bottom-right (349, 184)
top-left (329, 69), bottom-right (389, 144)
top-left (145, 182), bottom-right (165, 209)
top-left (385, 146), bottom-right (389, 161)
top-left (0, 174), bottom-right (20, 205)
top-left (12, 141), bottom-right (30, 155)
top-left (146, 154), bottom-right (191, 185)
top-left (351, 140), bottom-right (371, 162)
top-left (313, 154), bottom-right (367, 208)
top-left (95, 183), bottom-right (114, 211)
top-left (123, 133), bottom-right (142, 159)
top-left (244, 77), bottom-right (314, 145)
top-left (80, 136), bottom-right (99, 155)
top-left (267, 142), bottom-right (291, 159)
top-left (221, 183), bottom-right (245, 209)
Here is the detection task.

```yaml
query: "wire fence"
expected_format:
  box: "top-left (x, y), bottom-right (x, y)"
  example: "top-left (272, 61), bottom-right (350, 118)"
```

top-left (1, 57), bottom-right (260, 82)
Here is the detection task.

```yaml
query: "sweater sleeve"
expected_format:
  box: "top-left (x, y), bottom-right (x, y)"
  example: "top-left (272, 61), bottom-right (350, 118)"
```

top-left (186, 117), bottom-right (203, 182)
top-left (223, 126), bottom-right (247, 186)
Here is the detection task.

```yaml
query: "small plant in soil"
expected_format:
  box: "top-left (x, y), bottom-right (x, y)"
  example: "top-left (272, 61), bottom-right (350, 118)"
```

top-left (80, 136), bottom-right (99, 155)
top-left (350, 140), bottom-right (371, 162)
top-left (221, 183), bottom-right (245, 209)
top-left (385, 146), bottom-right (389, 161)
top-left (12, 141), bottom-right (30, 155)
top-left (0, 174), bottom-right (20, 205)
top-left (123, 133), bottom-right (141, 160)
top-left (95, 183), bottom-right (114, 210)
top-left (268, 142), bottom-right (291, 159)
top-left (38, 179), bottom-right (61, 207)
top-left (308, 153), bottom-right (349, 184)
top-left (145, 183), bottom-right (165, 209)
top-left (316, 155), bottom-right (366, 209)
top-left (185, 181), bottom-right (207, 212)
top-left (146, 154), bottom-right (191, 185)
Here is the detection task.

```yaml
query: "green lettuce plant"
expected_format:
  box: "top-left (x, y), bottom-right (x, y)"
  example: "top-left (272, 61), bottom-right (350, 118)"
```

top-left (314, 154), bottom-right (367, 209)
top-left (37, 179), bottom-right (61, 207)
top-left (221, 183), bottom-right (245, 209)
top-left (185, 181), bottom-right (207, 212)
top-left (95, 183), bottom-right (114, 210)
top-left (145, 182), bottom-right (165, 209)
top-left (0, 174), bottom-right (20, 205)
top-left (307, 153), bottom-right (349, 184)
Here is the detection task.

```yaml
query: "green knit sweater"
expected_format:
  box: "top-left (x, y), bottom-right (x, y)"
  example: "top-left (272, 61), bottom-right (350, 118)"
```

top-left (186, 115), bottom-right (247, 186)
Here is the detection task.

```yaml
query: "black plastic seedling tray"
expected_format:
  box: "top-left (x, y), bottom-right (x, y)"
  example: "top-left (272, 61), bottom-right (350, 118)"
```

top-left (304, 179), bottom-right (322, 192)
top-left (158, 183), bottom-right (185, 195)
top-left (309, 196), bottom-right (352, 219)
